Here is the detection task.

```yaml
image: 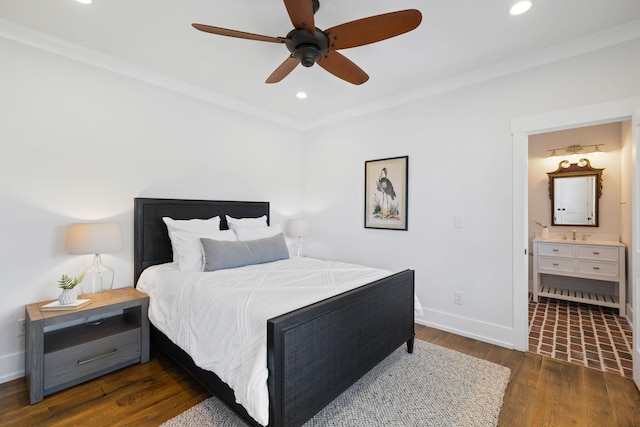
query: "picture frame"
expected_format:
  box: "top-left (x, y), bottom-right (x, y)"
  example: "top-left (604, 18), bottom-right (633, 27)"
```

top-left (364, 156), bottom-right (408, 230)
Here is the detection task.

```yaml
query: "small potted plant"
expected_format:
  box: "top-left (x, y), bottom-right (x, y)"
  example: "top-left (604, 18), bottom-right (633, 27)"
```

top-left (58, 273), bottom-right (85, 305)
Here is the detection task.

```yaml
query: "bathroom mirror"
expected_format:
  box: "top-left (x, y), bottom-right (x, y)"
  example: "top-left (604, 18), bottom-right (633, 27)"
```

top-left (547, 158), bottom-right (604, 227)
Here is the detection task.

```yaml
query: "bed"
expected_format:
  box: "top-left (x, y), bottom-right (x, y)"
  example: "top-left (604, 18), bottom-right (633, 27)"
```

top-left (133, 197), bottom-right (415, 427)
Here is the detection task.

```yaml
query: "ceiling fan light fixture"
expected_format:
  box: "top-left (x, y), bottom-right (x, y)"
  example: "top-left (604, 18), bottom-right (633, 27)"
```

top-left (509, 1), bottom-right (532, 16)
top-left (294, 44), bottom-right (321, 67)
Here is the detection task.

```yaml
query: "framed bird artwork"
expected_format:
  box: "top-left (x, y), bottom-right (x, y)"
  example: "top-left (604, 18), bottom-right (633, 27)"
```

top-left (364, 156), bottom-right (408, 230)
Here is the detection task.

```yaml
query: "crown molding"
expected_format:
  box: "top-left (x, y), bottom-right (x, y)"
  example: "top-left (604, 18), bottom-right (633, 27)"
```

top-left (2, 18), bottom-right (639, 131)
top-left (302, 19), bottom-right (640, 130)
top-left (0, 18), bottom-right (304, 130)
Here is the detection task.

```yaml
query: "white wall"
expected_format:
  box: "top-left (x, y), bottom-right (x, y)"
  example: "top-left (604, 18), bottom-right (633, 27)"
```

top-left (621, 120), bottom-right (634, 318)
top-left (0, 37), bottom-right (303, 382)
top-left (303, 39), bottom-right (640, 348)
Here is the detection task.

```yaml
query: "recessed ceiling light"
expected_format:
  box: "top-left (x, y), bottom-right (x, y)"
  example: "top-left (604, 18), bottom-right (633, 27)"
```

top-left (76, 0), bottom-right (92, 4)
top-left (509, 1), bottom-right (532, 16)
top-left (296, 91), bottom-right (308, 100)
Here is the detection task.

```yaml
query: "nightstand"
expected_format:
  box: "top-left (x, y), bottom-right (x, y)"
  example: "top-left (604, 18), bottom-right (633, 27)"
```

top-left (25, 287), bottom-right (149, 404)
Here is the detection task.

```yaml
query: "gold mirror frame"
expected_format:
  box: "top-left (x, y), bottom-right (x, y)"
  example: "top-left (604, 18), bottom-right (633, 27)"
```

top-left (547, 158), bottom-right (604, 227)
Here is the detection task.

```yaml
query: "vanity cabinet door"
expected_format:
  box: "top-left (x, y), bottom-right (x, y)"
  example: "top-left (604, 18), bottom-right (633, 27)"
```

top-left (575, 245), bottom-right (618, 262)
top-left (538, 256), bottom-right (575, 273)
top-left (537, 243), bottom-right (574, 258)
top-left (576, 261), bottom-right (619, 278)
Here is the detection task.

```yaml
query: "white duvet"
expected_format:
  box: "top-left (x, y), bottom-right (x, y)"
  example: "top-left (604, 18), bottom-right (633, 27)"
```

top-left (137, 257), bottom-right (420, 426)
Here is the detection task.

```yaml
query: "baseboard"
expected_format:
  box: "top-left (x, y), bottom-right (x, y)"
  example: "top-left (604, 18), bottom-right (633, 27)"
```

top-left (0, 351), bottom-right (25, 385)
top-left (625, 303), bottom-right (633, 328)
top-left (415, 308), bottom-right (515, 350)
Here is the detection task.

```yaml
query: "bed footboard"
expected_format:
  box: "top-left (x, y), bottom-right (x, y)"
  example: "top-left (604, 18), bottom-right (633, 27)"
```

top-left (267, 269), bottom-right (415, 427)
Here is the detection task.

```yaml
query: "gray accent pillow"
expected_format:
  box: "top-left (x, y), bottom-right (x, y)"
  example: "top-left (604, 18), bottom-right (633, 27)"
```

top-left (201, 233), bottom-right (290, 271)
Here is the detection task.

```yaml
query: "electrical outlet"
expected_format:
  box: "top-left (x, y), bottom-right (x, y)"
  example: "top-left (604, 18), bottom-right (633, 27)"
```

top-left (453, 215), bottom-right (463, 228)
top-left (16, 319), bottom-right (25, 337)
top-left (454, 291), bottom-right (464, 305)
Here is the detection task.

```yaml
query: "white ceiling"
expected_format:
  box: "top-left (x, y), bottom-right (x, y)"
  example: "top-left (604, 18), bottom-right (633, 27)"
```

top-left (1, 0), bottom-right (640, 129)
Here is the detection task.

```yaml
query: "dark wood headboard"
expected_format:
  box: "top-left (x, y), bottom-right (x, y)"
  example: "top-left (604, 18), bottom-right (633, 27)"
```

top-left (133, 198), bottom-right (270, 285)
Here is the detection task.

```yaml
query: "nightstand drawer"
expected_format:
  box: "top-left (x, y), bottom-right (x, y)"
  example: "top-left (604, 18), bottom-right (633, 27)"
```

top-left (43, 328), bottom-right (141, 392)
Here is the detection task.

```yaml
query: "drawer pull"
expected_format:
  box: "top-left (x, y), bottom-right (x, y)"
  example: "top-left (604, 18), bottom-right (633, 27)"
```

top-left (552, 249), bottom-right (559, 252)
top-left (593, 266), bottom-right (600, 270)
top-left (552, 263), bottom-right (559, 266)
top-left (593, 251), bottom-right (600, 255)
top-left (77, 349), bottom-right (117, 365)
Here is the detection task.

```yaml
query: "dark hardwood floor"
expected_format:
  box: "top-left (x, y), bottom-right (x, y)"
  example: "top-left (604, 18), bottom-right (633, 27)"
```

top-left (1, 324), bottom-right (638, 426)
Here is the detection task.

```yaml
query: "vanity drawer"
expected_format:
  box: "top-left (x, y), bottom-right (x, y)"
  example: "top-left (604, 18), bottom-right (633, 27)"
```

top-left (537, 243), bottom-right (574, 258)
top-left (576, 261), bottom-right (619, 279)
top-left (576, 245), bottom-right (619, 262)
top-left (43, 328), bottom-right (141, 392)
top-left (538, 256), bottom-right (575, 273)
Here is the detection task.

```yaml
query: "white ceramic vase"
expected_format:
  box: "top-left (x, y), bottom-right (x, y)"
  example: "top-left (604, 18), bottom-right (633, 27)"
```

top-left (58, 289), bottom-right (77, 305)
top-left (542, 228), bottom-right (550, 239)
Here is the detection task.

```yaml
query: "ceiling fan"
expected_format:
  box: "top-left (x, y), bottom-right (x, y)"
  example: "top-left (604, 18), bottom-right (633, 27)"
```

top-left (192, 0), bottom-right (422, 85)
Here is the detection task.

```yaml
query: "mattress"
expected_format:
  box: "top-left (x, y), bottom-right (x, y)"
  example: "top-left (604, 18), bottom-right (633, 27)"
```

top-left (137, 257), bottom-right (420, 426)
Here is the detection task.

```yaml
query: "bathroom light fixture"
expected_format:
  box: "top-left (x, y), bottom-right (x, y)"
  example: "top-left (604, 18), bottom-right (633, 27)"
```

top-left (547, 144), bottom-right (605, 159)
top-left (509, 1), bottom-right (532, 16)
top-left (592, 145), bottom-right (604, 157)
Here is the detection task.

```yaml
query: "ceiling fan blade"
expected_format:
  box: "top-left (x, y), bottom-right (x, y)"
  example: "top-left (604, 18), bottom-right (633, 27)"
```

top-left (266, 56), bottom-right (300, 83)
top-left (324, 9), bottom-right (422, 50)
top-left (316, 51), bottom-right (369, 85)
top-left (192, 23), bottom-right (285, 44)
top-left (283, 0), bottom-right (315, 35)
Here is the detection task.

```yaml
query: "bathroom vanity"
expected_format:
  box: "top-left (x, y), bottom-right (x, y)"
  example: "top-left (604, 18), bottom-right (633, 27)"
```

top-left (532, 236), bottom-right (626, 316)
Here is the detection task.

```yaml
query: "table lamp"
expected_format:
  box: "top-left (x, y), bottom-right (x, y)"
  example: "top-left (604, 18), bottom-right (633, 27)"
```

top-left (68, 222), bottom-right (123, 294)
top-left (285, 218), bottom-right (311, 257)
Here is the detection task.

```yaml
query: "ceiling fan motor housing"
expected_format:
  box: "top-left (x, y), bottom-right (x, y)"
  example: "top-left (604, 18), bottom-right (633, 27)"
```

top-left (285, 28), bottom-right (329, 67)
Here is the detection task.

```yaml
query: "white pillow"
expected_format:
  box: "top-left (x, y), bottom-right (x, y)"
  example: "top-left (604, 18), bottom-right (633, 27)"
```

top-left (163, 216), bottom-right (221, 234)
top-left (225, 215), bottom-right (268, 230)
top-left (168, 229), bottom-right (236, 271)
top-left (162, 216), bottom-right (222, 267)
top-left (233, 225), bottom-right (282, 241)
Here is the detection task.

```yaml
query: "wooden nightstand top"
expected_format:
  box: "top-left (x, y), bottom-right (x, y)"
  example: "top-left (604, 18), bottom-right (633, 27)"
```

top-left (26, 287), bottom-right (148, 326)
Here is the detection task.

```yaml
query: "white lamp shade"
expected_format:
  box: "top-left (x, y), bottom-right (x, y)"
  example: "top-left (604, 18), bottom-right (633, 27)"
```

top-left (68, 222), bottom-right (123, 255)
top-left (285, 218), bottom-right (311, 238)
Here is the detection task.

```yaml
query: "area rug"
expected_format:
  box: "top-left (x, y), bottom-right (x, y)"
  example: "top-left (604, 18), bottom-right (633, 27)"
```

top-left (160, 339), bottom-right (511, 427)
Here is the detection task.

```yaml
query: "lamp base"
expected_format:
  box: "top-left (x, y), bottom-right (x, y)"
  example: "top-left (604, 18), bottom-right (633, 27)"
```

top-left (82, 254), bottom-right (114, 294)
top-left (293, 237), bottom-right (307, 257)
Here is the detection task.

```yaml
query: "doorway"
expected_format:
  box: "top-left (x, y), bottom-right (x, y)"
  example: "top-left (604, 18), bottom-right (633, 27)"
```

top-left (511, 97), bottom-right (640, 388)
top-left (526, 122), bottom-right (633, 377)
